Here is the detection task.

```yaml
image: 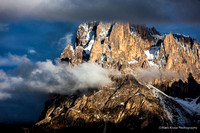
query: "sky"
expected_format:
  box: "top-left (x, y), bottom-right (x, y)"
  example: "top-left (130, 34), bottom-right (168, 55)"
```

top-left (0, 0), bottom-right (200, 124)
top-left (0, 20), bottom-right (79, 123)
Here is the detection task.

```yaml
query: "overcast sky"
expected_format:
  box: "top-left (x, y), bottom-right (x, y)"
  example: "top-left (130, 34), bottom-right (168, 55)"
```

top-left (0, 0), bottom-right (200, 25)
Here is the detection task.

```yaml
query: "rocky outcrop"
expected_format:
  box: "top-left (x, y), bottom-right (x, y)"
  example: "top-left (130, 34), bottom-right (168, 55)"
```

top-left (36, 75), bottom-right (196, 132)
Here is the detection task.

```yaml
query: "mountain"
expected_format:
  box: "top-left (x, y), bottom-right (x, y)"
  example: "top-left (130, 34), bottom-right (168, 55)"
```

top-left (36, 22), bottom-right (200, 132)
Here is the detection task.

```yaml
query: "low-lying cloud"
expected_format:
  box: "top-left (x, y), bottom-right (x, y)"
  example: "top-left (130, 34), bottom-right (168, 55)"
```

top-left (0, 54), bottom-right (116, 123)
top-left (0, 59), bottom-right (113, 100)
top-left (135, 68), bottom-right (180, 82)
top-left (0, 0), bottom-right (199, 25)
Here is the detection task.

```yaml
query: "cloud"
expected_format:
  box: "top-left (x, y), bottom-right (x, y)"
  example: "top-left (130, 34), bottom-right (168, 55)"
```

top-left (23, 60), bottom-right (112, 93)
top-left (0, 92), bottom-right (11, 100)
top-left (0, 55), bottom-right (118, 123)
top-left (0, 0), bottom-right (199, 25)
top-left (58, 33), bottom-right (73, 48)
top-left (28, 49), bottom-right (36, 54)
top-left (8, 53), bottom-right (30, 64)
top-left (0, 58), bottom-right (116, 100)
top-left (135, 68), bottom-right (180, 82)
top-left (0, 53), bottom-right (30, 66)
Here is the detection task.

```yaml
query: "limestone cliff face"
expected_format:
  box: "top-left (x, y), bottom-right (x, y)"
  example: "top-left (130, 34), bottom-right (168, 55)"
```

top-left (60, 22), bottom-right (200, 81)
top-left (163, 32), bottom-right (200, 74)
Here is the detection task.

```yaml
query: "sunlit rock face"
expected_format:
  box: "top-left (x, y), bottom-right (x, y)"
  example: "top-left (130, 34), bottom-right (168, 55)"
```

top-left (36, 22), bottom-right (200, 132)
top-left (61, 22), bottom-right (200, 80)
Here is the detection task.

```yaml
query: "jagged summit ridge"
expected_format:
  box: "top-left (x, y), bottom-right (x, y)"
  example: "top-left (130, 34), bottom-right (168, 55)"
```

top-left (61, 22), bottom-right (200, 82)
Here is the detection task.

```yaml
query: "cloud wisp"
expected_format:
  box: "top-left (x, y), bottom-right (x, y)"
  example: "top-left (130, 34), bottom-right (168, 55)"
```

top-left (135, 68), bottom-right (181, 82)
top-left (0, 53), bottom-right (30, 67)
top-left (28, 49), bottom-right (36, 54)
top-left (0, 0), bottom-right (199, 25)
top-left (58, 33), bottom-right (73, 49)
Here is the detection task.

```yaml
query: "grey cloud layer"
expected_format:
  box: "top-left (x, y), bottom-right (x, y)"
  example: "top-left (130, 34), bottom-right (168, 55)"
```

top-left (0, 0), bottom-right (199, 24)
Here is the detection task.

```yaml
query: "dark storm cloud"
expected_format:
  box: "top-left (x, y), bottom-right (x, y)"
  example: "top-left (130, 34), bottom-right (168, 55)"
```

top-left (165, 0), bottom-right (200, 25)
top-left (0, 0), bottom-right (199, 24)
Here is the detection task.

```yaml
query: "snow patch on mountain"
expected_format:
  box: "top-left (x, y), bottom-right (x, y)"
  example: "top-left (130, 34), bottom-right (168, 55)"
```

top-left (69, 45), bottom-right (74, 54)
top-left (144, 46), bottom-right (160, 61)
top-left (171, 96), bottom-right (200, 115)
top-left (130, 26), bottom-right (137, 37)
top-left (146, 84), bottom-right (173, 122)
top-left (152, 34), bottom-right (165, 40)
top-left (144, 46), bottom-right (160, 68)
top-left (148, 61), bottom-right (159, 68)
top-left (97, 22), bottom-right (111, 41)
top-left (174, 33), bottom-right (190, 38)
top-left (84, 39), bottom-right (95, 55)
top-left (128, 59), bottom-right (138, 64)
top-left (146, 84), bottom-right (194, 125)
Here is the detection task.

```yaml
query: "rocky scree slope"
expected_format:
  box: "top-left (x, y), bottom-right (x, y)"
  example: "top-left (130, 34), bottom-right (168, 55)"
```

top-left (36, 22), bottom-right (200, 132)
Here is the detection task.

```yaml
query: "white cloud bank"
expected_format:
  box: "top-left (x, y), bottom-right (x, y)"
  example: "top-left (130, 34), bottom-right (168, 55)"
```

top-left (0, 53), bottom-right (119, 123)
top-left (0, 55), bottom-right (116, 100)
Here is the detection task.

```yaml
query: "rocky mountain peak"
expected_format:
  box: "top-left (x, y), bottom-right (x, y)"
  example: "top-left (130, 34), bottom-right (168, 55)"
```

top-left (36, 22), bottom-right (200, 132)
top-left (60, 22), bottom-right (200, 82)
